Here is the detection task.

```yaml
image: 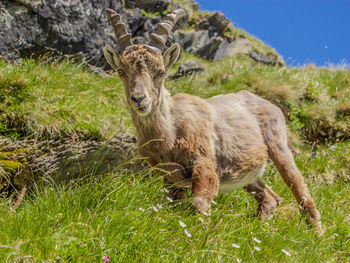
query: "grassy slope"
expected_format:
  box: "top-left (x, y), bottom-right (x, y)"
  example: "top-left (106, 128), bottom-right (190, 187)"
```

top-left (0, 59), bottom-right (131, 140)
top-left (0, 150), bottom-right (349, 262)
top-left (0, 52), bottom-right (350, 261)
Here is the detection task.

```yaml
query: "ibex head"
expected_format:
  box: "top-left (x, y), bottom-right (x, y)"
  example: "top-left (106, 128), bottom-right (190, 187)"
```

top-left (104, 9), bottom-right (185, 116)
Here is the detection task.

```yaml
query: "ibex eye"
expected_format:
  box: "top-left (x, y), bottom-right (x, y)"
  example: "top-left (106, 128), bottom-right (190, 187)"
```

top-left (117, 69), bottom-right (125, 76)
top-left (158, 70), bottom-right (165, 77)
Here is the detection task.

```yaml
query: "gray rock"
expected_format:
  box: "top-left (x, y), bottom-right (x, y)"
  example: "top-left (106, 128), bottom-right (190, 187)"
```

top-left (125, 8), bottom-right (149, 35)
top-left (168, 60), bottom-right (205, 80)
top-left (173, 30), bottom-right (199, 50)
top-left (0, 0), bottom-right (123, 67)
top-left (133, 36), bottom-right (148, 45)
top-left (207, 12), bottom-right (231, 35)
top-left (125, 0), bottom-right (170, 12)
top-left (196, 19), bottom-right (210, 31)
top-left (249, 51), bottom-right (279, 66)
top-left (214, 38), bottom-right (252, 61)
top-left (0, 134), bottom-right (144, 190)
top-left (174, 30), bottom-right (224, 60)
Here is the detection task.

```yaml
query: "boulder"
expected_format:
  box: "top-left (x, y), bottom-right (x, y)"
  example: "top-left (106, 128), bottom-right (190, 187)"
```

top-left (249, 51), bottom-right (284, 66)
top-left (214, 38), bottom-right (252, 61)
top-left (168, 60), bottom-right (205, 80)
top-left (207, 12), bottom-right (231, 35)
top-left (0, 134), bottom-right (143, 192)
top-left (174, 30), bottom-right (224, 60)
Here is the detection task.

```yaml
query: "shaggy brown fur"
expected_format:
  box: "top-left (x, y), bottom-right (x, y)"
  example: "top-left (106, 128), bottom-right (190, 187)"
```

top-left (104, 17), bottom-right (322, 234)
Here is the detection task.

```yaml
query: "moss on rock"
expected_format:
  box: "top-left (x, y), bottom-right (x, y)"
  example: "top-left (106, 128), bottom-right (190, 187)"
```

top-left (0, 159), bottom-right (22, 172)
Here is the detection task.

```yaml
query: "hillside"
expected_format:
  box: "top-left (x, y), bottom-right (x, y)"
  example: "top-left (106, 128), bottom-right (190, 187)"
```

top-left (1, 0), bottom-right (350, 262)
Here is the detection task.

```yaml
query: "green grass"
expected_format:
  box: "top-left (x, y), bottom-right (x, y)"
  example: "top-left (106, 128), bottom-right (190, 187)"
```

top-left (1, 142), bottom-right (350, 262)
top-left (0, 52), bottom-right (350, 262)
top-left (0, 59), bottom-right (131, 140)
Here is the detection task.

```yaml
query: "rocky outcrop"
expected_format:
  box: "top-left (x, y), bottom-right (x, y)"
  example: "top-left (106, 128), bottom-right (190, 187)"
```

top-left (0, 134), bottom-right (144, 194)
top-left (0, 0), bottom-right (284, 67)
top-left (0, 0), bottom-right (119, 67)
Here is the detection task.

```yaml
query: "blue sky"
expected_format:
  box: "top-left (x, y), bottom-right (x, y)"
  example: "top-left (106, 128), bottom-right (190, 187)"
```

top-left (196, 0), bottom-right (350, 66)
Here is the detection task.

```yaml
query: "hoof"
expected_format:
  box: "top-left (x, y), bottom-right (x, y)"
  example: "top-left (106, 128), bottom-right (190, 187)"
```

top-left (193, 196), bottom-right (210, 215)
top-left (300, 199), bottom-right (324, 235)
top-left (257, 191), bottom-right (281, 219)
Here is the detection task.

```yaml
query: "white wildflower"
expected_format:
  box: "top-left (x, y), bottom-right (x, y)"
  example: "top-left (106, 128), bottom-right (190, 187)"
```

top-left (179, 221), bottom-right (186, 228)
top-left (253, 237), bottom-right (261, 243)
top-left (236, 258), bottom-right (242, 263)
top-left (202, 211), bottom-right (210, 216)
top-left (157, 204), bottom-right (162, 209)
top-left (184, 229), bottom-right (192, 238)
top-left (281, 249), bottom-right (291, 257)
top-left (166, 197), bottom-right (174, 203)
top-left (232, 243), bottom-right (240, 249)
top-left (138, 208), bottom-right (145, 212)
top-left (152, 206), bottom-right (158, 212)
top-left (254, 246), bottom-right (261, 251)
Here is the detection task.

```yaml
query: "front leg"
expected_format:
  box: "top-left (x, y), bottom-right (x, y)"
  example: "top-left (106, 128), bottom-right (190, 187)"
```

top-left (163, 178), bottom-right (187, 201)
top-left (191, 158), bottom-right (219, 213)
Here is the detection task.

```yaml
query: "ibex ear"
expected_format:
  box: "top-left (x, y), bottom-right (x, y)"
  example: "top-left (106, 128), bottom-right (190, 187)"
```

top-left (163, 43), bottom-right (180, 72)
top-left (104, 46), bottom-right (120, 70)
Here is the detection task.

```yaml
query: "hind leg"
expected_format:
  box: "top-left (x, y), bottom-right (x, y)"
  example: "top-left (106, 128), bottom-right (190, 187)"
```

top-left (244, 178), bottom-right (281, 219)
top-left (268, 143), bottom-right (321, 228)
top-left (264, 115), bottom-right (322, 234)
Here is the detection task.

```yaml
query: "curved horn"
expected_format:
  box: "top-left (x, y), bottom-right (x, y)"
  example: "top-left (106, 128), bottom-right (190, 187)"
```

top-left (106, 8), bottom-right (133, 53)
top-left (149, 9), bottom-right (186, 52)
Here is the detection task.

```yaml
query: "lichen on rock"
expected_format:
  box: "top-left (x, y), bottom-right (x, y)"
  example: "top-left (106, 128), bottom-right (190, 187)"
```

top-left (0, 134), bottom-right (144, 195)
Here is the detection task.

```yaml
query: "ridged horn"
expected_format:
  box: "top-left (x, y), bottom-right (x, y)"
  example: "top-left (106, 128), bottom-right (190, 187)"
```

top-left (149, 9), bottom-right (186, 52)
top-left (106, 8), bottom-right (133, 53)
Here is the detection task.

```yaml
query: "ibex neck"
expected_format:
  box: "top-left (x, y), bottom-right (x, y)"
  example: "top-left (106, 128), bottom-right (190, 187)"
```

top-left (131, 90), bottom-right (175, 148)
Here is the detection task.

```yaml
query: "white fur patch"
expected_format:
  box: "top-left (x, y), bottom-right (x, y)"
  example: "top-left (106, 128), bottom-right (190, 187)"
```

top-left (219, 164), bottom-right (266, 192)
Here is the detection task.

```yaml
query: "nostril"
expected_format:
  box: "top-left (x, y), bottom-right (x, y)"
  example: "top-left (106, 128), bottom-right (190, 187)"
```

top-left (131, 95), bottom-right (146, 104)
top-left (131, 95), bottom-right (138, 103)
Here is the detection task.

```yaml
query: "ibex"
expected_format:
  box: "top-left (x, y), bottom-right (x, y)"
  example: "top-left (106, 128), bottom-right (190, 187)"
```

top-left (104, 9), bottom-right (322, 234)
